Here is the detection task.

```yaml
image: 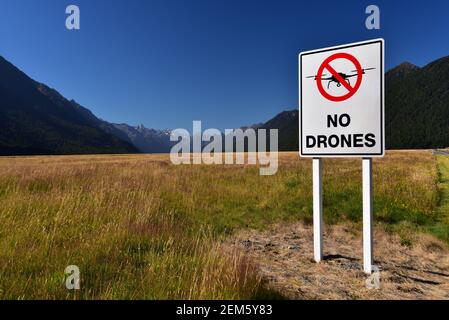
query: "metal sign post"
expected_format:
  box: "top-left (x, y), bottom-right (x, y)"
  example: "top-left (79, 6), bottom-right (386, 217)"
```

top-left (313, 158), bottom-right (323, 262)
top-left (362, 158), bottom-right (373, 274)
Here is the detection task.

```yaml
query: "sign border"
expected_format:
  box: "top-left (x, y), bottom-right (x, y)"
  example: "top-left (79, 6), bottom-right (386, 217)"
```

top-left (298, 38), bottom-right (385, 157)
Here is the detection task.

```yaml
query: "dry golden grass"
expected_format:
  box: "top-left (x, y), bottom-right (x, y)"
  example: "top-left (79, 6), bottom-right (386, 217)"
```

top-left (0, 151), bottom-right (445, 299)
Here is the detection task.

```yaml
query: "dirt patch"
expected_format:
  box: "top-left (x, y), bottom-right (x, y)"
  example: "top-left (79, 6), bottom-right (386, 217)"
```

top-left (226, 222), bottom-right (449, 299)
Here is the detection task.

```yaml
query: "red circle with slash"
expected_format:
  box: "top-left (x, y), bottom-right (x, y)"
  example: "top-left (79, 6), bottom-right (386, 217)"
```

top-left (316, 52), bottom-right (363, 102)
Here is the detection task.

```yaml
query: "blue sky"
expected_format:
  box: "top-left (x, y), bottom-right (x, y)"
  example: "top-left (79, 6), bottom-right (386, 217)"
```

top-left (1, 0), bottom-right (449, 130)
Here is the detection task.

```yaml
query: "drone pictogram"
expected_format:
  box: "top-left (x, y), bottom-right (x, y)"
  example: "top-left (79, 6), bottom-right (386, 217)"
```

top-left (306, 67), bottom-right (376, 89)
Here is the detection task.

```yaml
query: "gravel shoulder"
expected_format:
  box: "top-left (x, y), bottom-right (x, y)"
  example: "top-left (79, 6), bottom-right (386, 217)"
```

top-left (226, 222), bottom-right (449, 300)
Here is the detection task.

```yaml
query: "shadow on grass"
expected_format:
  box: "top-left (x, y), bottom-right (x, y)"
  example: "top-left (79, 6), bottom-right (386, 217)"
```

top-left (251, 283), bottom-right (287, 300)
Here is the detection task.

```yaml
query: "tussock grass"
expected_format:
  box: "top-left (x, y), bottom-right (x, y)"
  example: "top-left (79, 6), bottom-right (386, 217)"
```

top-left (427, 155), bottom-right (449, 243)
top-left (0, 151), bottom-right (444, 299)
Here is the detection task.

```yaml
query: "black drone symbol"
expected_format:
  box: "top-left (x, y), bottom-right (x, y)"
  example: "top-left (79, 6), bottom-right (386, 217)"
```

top-left (306, 67), bottom-right (376, 89)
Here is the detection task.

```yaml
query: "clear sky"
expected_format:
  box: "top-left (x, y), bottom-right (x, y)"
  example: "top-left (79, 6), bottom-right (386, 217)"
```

top-left (1, 0), bottom-right (448, 130)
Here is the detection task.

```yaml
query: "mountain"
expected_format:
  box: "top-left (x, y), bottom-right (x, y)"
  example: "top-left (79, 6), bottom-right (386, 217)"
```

top-left (108, 123), bottom-right (173, 153)
top-left (385, 58), bottom-right (449, 149)
top-left (259, 110), bottom-right (298, 151)
top-left (65, 102), bottom-right (173, 153)
top-left (3, 52), bottom-right (449, 155)
top-left (258, 57), bottom-right (449, 151)
top-left (0, 56), bottom-right (138, 155)
top-left (385, 62), bottom-right (420, 81)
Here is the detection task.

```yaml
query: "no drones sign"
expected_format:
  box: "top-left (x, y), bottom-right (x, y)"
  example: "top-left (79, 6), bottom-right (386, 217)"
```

top-left (299, 39), bottom-right (385, 157)
top-left (298, 39), bottom-right (385, 272)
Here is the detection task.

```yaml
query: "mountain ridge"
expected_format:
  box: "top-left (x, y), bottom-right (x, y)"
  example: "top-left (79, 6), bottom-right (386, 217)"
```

top-left (1, 53), bottom-right (449, 155)
top-left (0, 55), bottom-right (176, 155)
top-left (109, 123), bottom-right (173, 153)
top-left (0, 56), bottom-right (139, 155)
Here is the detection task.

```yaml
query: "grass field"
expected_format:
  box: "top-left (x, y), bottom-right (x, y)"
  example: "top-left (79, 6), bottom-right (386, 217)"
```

top-left (0, 151), bottom-right (446, 299)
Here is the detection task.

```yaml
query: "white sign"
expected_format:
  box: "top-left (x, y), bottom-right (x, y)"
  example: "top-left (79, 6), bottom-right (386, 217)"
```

top-left (299, 39), bottom-right (384, 157)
